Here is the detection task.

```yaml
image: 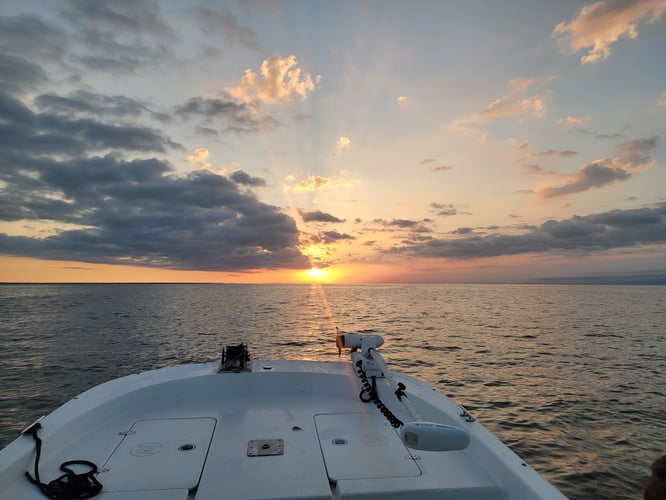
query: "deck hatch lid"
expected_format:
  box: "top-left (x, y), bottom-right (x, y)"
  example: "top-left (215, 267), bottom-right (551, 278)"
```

top-left (315, 413), bottom-right (421, 480)
top-left (102, 418), bottom-right (216, 492)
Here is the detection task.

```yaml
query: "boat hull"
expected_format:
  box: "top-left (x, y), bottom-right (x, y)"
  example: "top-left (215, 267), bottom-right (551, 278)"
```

top-left (0, 360), bottom-right (567, 499)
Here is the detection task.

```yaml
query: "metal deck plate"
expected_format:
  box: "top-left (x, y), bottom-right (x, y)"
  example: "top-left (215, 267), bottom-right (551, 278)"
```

top-left (247, 439), bottom-right (284, 456)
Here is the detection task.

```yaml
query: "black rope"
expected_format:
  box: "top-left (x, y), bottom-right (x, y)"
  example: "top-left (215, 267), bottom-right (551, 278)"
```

top-left (355, 360), bottom-right (404, 428)
top-left (25, 425), bottom-right (102, 499)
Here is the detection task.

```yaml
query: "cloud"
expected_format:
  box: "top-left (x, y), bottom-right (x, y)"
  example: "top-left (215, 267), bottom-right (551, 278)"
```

top-left (226, 54), bottom-right (320, 104)
top-left (373, 218), bottom-right (433, 235)
top-left (558, 115), bottom-right (585, 125)
top-left (576, 128), bottom-right (625, 140)
top-left (58, 0), bottom-right (176, 73)
top-left (0, 65), bottom-right (307, 272)
top-left (658, 91), bottom-right (666, 107)
top-left (336, 136), bottom-right (351, 153)
top-left (531, 149), bottom-right (578, 158)
top-left (613, 135), bottom-right (658, 167)
top-left (536, 136), bottom-right (657, 198)
top-left (36, 90), bottom-right (168, 122)
top-left (0, 152), bottom-right (308, 270)
top-left (191, 8), bottom-right (260, 49)
top-left (317, 231), bottom-right (355, 244)
top-left (524, 164), bottom-right (561, 177)
top-left (187, 148), bottom-right (212, 170)
top-left (396, 96), bottom-right (408, 105)
top-left (429, 203), bottom-right (458, 217)
top-left (174, 96), bottom-right (278, 134)
top-left (299, 209), bottom-right (345, 223)
top-left (450, 227), bottom-right (475, 235)
top-left (538, 161), bottom-right (631, 198)
top-left (283, 172), bottom-right (357, 192)
top-left (0, 92), bottom-right (178, 157)
top-left (0, 14), bottom-right (68, 67)
top-left (553, 0), bottom-right (666, 64)
top-left (62, 0), bottom-right (174, 36)
top-left (452, 78), bottom-right (547, 130)
top-left (421, 159), bottom-right (452, 172)
top-left (391, 204), bottom-right (666, 259)
top-left (478, 96), bottom-right (545, 119)
top-left (230, 170), bottom-right (267, 186)
top-left (283, 175), bottom-right (332, 192)
top-left (0, 53), bottom-right (48, 95)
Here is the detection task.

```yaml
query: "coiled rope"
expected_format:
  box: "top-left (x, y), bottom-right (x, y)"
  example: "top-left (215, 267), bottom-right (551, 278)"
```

top-left (25, 425), bottom-right (102, 499)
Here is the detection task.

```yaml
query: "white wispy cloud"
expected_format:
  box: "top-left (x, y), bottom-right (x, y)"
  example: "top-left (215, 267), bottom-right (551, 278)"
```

top-left (451, 78), bottom-right (547, 131)
top-left (553, 0), bottom-right (666, 64)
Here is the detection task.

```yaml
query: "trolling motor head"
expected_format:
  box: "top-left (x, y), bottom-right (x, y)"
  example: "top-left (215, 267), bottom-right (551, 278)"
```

top-left (336, 329), bottom-right (470, 452)
top-left (336, 331), bottom-right (384, 355)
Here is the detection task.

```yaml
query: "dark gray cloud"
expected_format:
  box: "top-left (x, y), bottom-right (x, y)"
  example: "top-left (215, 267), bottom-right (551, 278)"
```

top-left (62, 0), bottom-right (173, 36)
top-left (175, 96), bottom-right (247, 118)
top-left (538, 160), bottom-right (631, 198)
top-left (175, 96), bottom-right (279, 134)
top-left (57, 0), bottom-right (175, 73)
top-left (370, 218), bottom-right (433, 236)
top-left (0, 92), bottom-right (177, 157)
top-left (0, 53), bottom-right (48, 94)
top-left (316, 231), bottom-right (355, 244)
top-left (230, 170), bottom-right (267, 186)
top-left (379, 218), bottom-right (425, 229)
top-left (299, 209), bottom-right (345, 223)
top-left (0, 15), bottom-right (67, 65)
top-left (429, 203), bottom-right (458, 217)
top-left (538, 136), bottom-right (657, 198)
top-left (35, 90), bottom-right (169, 122)
top-left (450, 227), bottom-right (474, 235)
top-left (0, 49), bottom-right (307, 273)
top-left (390, 204), bottom-right (666, 259)
top-left (0, 152), bottom-right (309, 271)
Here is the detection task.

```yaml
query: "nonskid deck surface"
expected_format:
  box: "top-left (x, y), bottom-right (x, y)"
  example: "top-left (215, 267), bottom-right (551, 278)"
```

top-left (0, 360), bottom-right (566, 499)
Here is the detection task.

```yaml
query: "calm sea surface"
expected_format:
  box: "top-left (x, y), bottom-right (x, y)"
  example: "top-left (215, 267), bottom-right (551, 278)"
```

top-left (0, 284), bottom-right (664, 499)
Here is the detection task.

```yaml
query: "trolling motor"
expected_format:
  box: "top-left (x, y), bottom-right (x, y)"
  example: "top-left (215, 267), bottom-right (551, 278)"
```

top-left (336, 330), bottom-right (470, 452)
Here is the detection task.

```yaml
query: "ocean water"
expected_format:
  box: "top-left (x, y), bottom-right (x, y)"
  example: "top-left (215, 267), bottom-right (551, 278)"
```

top-left (0, 283), bottom-right (664, 499)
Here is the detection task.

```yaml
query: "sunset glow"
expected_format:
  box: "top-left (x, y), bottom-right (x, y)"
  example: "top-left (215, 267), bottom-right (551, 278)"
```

top-left (305, 268), bottom-right (326, 283)
top-left (0, 1), bottom-right (665, 284)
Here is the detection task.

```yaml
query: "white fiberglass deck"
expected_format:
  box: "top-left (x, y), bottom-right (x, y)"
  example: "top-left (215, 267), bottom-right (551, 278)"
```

top-left (0, 359), bottom-right (566, 499)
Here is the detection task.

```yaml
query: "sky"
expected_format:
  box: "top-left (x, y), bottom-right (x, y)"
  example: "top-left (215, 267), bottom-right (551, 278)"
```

top-left (0, 0), bottom-right (665, 284)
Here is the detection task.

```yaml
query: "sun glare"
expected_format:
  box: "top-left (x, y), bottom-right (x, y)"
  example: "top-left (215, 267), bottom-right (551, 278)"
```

top-left (307, 267), bottom-right (326, 280)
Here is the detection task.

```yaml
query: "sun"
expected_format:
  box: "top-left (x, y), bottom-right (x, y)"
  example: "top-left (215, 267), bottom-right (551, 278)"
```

top-left (307, 267), bottom-right (326, 281)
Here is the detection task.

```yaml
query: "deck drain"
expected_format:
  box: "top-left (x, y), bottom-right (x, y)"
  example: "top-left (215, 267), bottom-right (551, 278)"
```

top-left (178, 443), bottom-right (196, 451)
top-left (332, 438), bottom-right (348, 446)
